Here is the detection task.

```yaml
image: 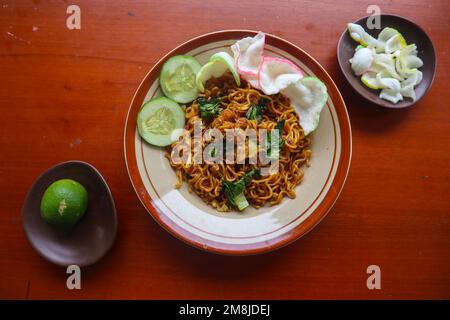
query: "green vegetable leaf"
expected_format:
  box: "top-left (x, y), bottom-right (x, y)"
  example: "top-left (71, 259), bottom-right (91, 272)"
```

top-left (276, 119), bottom-right (285, 134)
top-left (266, 120), bottom-right (285, 159)
top-left (222, 169), bottom-right (260, 211)
top-left (246, 98), bottom-right (269, 122)
top-left (239, 168), bottom-right (260, 186)
top-left (198, 98), bottom-right (221, 120)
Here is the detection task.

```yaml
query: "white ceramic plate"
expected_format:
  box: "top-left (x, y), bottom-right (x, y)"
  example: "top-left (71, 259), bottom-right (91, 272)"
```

top-left (124, 30), bottom-right (352, 255)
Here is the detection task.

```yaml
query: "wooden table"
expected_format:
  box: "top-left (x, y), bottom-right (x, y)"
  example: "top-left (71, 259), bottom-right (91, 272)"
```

top-left (1, 0), bottom-right (449, 300)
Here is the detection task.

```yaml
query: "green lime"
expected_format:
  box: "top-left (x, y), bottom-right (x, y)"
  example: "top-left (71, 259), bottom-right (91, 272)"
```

top-left (40, 179), bottom-right (88, 228)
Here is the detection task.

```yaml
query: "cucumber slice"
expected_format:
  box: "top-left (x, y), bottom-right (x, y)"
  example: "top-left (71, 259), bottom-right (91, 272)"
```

top-left (361, 72), bottom-right (382, 90)
top-left (376, 27), bottom-right (406, 53)
top-left (384, 33), bottom-right (407, 54)
top-left (347, 23), bottom-right (379, 48)
top-left (396, 44), bottom-right (423, 77)
top-left (160, 55), bottom-right (202, 104)
top-left (196, 52), bottom-right (240, 92)
top-left (137, 97), bottom-right (185, 147)
top-left (196, 61), bottom-right (228, 92)
top-left (209, 52), bottom-right (240, 86)
top-left (378, 27), bottom-right (400, 43)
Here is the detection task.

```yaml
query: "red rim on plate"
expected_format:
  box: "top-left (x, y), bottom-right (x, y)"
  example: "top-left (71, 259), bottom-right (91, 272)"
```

top-left (124, 30), bottom-right (352, 255)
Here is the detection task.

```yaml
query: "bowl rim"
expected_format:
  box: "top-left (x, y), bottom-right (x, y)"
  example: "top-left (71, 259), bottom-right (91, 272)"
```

top-left (21, 160), bottom-right (118, 267)
top-left (124, 29), bottom-right (352, 255)
top-left (337, 14), bottom-right (437, 109)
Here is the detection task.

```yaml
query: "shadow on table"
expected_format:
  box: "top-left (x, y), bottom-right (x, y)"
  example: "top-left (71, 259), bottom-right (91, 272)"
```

top-left (150, 222), bottom-right (323, 285)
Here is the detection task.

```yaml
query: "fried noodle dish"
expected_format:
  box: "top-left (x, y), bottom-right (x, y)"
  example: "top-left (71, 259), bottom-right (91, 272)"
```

top-left (166, 74), bottom-right (312, 212)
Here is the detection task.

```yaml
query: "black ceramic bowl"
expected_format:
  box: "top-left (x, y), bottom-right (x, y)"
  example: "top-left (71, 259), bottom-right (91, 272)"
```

top-left (22, 161), bottom-right (117, 267)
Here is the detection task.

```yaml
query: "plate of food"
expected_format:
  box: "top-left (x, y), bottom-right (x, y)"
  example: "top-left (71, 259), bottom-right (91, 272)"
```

top-left (124, 30), bottom-right (351, 255)
top-left (337, 15), bottom-right (436, 108)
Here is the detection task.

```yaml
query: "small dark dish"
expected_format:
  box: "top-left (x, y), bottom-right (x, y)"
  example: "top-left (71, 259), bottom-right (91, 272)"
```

top-left (337, 14), bottom-right (436, 108)
top-left (22, 161), bottom-right (117, 267)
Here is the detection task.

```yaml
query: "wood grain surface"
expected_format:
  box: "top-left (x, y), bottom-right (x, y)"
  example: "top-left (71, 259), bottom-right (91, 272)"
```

top-left (0, 0), bottom-right (449, 299)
